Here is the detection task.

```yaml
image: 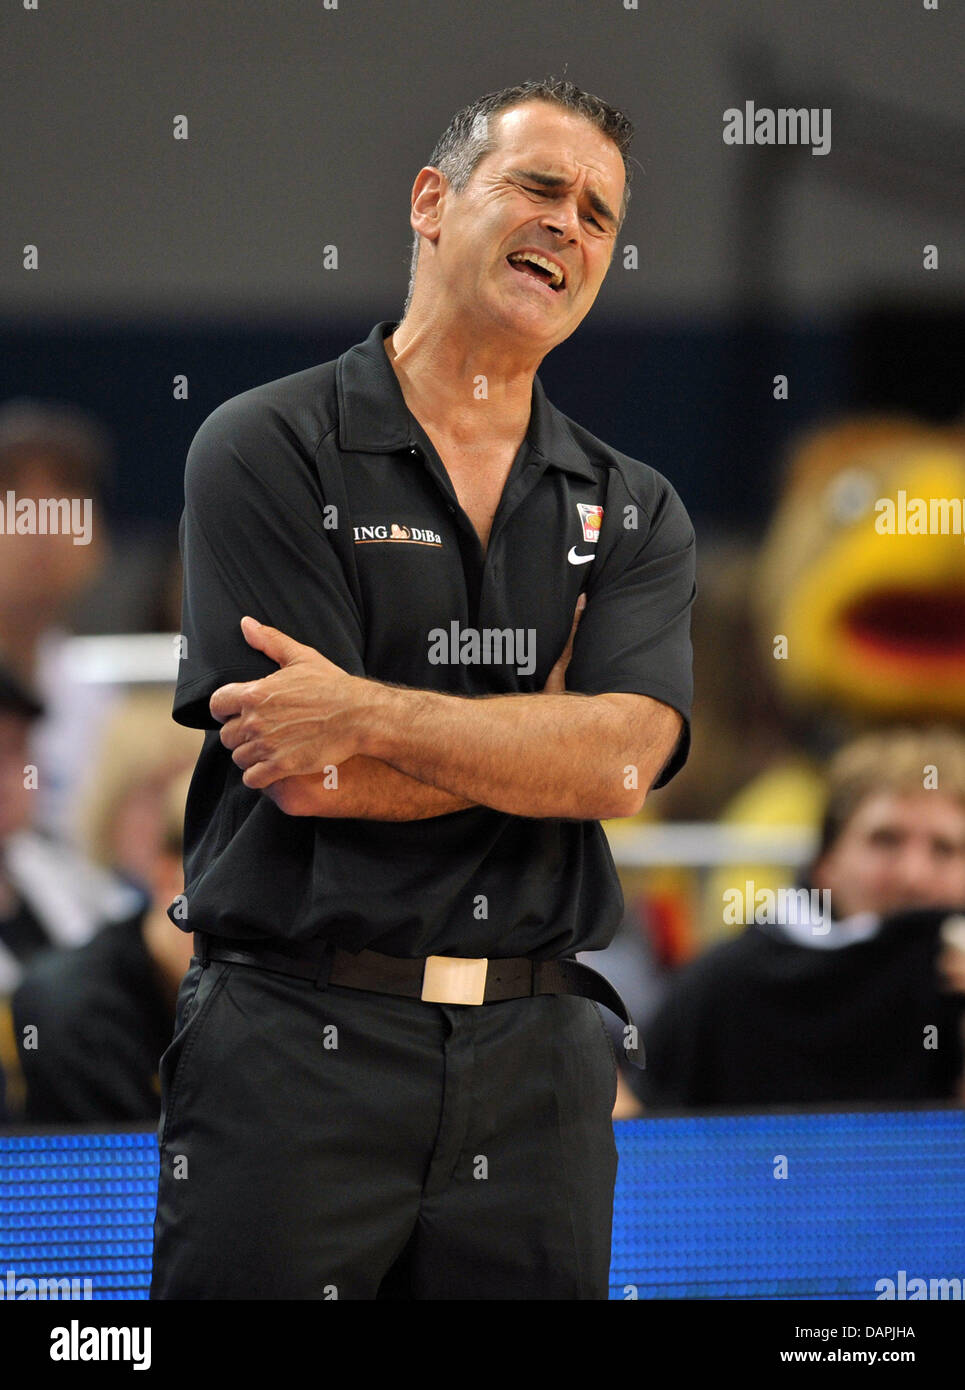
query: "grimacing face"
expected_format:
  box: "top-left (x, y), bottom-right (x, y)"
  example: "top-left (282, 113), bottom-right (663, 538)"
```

top-left (413, 101), bottom-right (626, 352)
top-left (813, 790), bottom-right (965, 921)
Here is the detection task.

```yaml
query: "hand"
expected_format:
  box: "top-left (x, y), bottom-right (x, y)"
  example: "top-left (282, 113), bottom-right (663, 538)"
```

top-left (210, 617), bottom-right (367, 790)
top-left (937, 946), bottom-right (965, 994)
top-left (542, 594), bottom-right (586, 694)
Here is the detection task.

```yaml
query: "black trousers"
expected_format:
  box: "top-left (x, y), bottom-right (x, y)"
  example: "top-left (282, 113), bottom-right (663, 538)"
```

top-left (150, 954), bottom-right (619, 1300)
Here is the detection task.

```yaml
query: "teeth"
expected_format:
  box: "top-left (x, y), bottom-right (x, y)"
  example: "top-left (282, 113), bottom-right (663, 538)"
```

top-left (508, 250), bottom-right (564, 289)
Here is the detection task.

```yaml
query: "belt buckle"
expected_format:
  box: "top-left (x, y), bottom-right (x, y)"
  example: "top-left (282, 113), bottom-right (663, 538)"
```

top-left (421, 955), bottom-right (488, 1006)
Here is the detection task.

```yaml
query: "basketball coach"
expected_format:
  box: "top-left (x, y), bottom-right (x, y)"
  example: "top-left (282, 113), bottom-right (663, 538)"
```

top-left (150, 77), bottom-right (695, 1300)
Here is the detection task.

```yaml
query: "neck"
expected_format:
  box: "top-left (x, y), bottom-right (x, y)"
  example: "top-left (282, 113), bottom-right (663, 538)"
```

top-left (387, 308), bottom-right (544, 448)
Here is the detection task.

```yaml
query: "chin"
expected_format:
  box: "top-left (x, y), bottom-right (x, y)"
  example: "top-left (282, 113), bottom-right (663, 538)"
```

top-left (509, 290), bottom-right (575, 328)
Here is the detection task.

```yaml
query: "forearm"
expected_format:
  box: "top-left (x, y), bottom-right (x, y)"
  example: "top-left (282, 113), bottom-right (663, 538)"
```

top-left (219, 614), bottom-right (678, 817)
top-left (270, 754), bottom-right (476, 820)
top-left (360, 685), bottom-right (652, 820)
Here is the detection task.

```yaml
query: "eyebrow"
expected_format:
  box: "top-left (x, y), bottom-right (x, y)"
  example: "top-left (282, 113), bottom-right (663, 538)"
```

top-left (507, 167), bottom-right (619, 228)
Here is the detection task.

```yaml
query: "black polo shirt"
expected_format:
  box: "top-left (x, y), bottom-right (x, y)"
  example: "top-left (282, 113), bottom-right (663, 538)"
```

top-left (169, 319), bottom-right (695, 959)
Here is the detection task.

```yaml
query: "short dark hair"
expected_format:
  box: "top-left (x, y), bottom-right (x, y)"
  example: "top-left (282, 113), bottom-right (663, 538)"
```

top-left (401, 78), bottom-right (634, 317)
top-left (0, 398), bottom-right (112, 495)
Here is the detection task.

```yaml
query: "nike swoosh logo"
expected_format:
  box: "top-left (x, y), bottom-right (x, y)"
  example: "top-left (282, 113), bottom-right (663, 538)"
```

top-left (567, 547), bottom-right (596, 565)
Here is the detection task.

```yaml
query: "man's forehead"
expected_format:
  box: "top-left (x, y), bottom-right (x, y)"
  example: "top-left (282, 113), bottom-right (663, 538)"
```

top-left (489, 106), bottom-right (624, 190)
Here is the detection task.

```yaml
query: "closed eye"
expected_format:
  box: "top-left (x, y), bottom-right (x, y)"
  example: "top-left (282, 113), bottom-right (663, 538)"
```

top-left (524, 187), bottom-right (604, 229)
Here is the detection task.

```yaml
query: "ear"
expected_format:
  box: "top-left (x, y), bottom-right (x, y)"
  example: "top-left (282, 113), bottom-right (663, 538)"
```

top-left (410, 166), bottom-right (446, 245)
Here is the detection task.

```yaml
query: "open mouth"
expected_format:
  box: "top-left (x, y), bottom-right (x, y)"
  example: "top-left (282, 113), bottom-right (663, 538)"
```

top-left (506, 250), bottom-right (566, 292)
top-left (842, 587), bottom-right (965, 662)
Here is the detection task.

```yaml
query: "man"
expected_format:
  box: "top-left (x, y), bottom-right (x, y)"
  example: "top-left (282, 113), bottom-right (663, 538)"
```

top-left (151, 78), bottom-right (695, 1300)
top-left (637, 727), bottom-right (965, 1110)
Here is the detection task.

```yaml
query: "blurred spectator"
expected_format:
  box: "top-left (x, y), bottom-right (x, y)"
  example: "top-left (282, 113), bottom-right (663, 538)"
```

top-left (73, 687), bottom-right (202, 895)
top-left (0, 398), bottom-right (124, 845)
top-left (635, 727), bottom-right (965, 1110)
top-left (0, 660), bottom-right (141, 1002)
top-left (11, 767), bottom-right (195, 1124)
top-left (0, 688), bottom-right (200, 1120)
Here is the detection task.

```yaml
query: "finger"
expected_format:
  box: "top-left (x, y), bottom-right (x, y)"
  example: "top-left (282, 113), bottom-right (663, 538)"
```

top-left (209, 683), bottom-right (248, 724)
top-left (559, 594), bottom-right (587, 660)
top-left (543, 654), bottom-right (571, 694)
top-left (218, 715), bottom-right (245, 751)
top-left (240, 616), bottom-right (310, 668)
top-left (241, 760), bottom-right (280, 791)
top-left (542, 596), bottom-right (588, 692)
top-left (228, 738), bottom-right (261, 771)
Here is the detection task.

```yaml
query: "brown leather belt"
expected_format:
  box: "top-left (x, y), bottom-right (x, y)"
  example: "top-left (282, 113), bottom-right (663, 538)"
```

top-left (192, 931), bottom-right (638, 1050)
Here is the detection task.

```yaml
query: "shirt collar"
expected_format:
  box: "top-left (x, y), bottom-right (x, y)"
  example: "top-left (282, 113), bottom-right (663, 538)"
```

top-left (336, 320), bottom-right (597, 482)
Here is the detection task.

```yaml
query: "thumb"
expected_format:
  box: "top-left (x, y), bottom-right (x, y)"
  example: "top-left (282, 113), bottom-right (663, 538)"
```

top-left (542, 594), bottom-right (587, 693)
top-left (240, 615), bottom-right (306, 667)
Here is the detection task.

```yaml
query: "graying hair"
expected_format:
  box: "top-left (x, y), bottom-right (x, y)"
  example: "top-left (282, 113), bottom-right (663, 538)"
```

top-left (401, 78), bottom-right (634, 318)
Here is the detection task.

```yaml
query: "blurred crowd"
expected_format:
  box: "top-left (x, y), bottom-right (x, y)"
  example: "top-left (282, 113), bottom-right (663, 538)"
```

top-left (0, 399), bottom-right (197, 1125)
top-left (589, 414), bottom-right (965, 1117)
top-left (0, 397), bottom-right (963, 1129)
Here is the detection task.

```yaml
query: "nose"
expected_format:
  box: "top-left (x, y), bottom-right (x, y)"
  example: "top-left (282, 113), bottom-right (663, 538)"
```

top-left (540, 198), bottom-right (580, 242)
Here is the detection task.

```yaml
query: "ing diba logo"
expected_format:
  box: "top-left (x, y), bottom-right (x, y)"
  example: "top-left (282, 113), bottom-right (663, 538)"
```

top-left (353, 521), bottom-right (442, 546)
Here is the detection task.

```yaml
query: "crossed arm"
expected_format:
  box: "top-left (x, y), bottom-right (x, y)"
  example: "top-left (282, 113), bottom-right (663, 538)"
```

top-left (209, 614), bottom-right (683, 822)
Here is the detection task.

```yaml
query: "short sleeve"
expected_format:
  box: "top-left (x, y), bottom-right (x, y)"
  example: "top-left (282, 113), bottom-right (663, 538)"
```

top-left (173, 399), bottom-right (365, 730)
top-left (564, 471), bottom-right (696, 788)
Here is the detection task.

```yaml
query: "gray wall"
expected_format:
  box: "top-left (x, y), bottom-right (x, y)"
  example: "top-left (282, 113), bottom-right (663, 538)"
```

top-left (3, 0), bottom-right (963, 324)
